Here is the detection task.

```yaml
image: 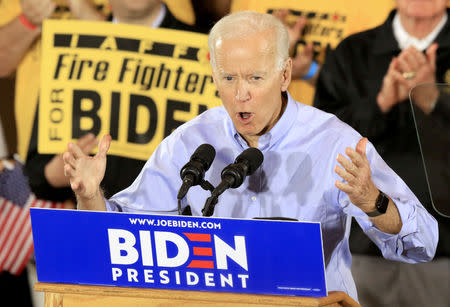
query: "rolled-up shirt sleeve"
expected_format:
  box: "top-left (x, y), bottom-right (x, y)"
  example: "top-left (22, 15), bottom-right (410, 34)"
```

top-left (340, 141), bottom-right (438, 263)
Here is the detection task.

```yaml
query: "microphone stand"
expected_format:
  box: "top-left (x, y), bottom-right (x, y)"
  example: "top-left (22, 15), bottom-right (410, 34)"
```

top-left (177, 179), bottom-right (215, 215)
top-left (202, 195), bottom-right (218, 217)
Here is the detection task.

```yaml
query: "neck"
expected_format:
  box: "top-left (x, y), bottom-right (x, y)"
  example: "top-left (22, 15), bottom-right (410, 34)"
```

top-left (399, 11), bottom-right (445, 39)
top-left (243, 93), bottom-right (288, 148)
top-left (114, 2), bottom-right (163, 27)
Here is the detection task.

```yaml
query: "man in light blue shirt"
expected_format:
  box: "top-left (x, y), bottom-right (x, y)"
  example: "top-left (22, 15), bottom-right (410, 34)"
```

top-left (63, 11), bottom-right (438, 302)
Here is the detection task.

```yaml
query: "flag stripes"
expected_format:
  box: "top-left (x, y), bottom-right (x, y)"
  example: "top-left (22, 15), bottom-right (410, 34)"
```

top-left (0, 195), bottom-right (64, 275)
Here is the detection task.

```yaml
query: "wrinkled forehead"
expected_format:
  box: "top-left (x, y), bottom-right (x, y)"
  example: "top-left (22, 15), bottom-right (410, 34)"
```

top-left (214, 27), bottom-right (275, 51)
top-left (213, 31), bottom-right (277, 71)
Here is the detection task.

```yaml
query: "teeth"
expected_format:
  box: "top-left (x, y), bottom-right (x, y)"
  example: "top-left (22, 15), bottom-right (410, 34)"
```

top-left (240, 112), bottom-right (250, 119)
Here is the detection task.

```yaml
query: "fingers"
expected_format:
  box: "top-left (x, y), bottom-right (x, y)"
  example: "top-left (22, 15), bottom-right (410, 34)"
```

top-left (97, 134), bottom-right (112, 158)
top-left (426, 43), bottom-right (438, 71)
top-left (355, 137), bottom-right (367, 157)
top-left (301, 42), bottom-right (314, 59)
top-left (396, 54), bottom-right (415, 74)
top-left (407, 47), bottom-right (427, 67)
top-left (391, 68), bottom-right (411, 87)
top-left (77, 133), bottom-right (98, 154)
top-left (23, 0), bottom-right (56, 26)
top-left (43, 0), bottom-right (56, 18)
top-left (63, 163), bottom-right (75, 177)
top-left (272, 9), bottom-right (289, 22)
top-left (386, 57), bottom-right (404, 85)
top-left (396, 47), bottom-right (422, 73)
top-left (336, 153), bottom-right (359, 176)
top-left (70, 178), bottom-right (84, 193)
top-left (63, 151), bottom-right (77, 168)
top-left (335, 165), bottom-right (355, 183)
top-left (336, 138), bottom-right (369, 177)
top-left (292, 16), bottom-right (307, 38)
top-left (335, 180), bottom-right (352, 194)
top-left (273, 10), bottom-right (307, 50)
top-left (67, 141), bottom-right (85, 159)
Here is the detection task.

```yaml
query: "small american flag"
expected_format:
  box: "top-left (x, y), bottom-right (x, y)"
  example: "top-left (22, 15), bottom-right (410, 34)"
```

top-left (0, 159), bottom-right (65, 275)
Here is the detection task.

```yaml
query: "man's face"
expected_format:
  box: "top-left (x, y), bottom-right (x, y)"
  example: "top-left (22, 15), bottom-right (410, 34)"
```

top-left (396, 0), bottom-right (448, 19)
top-left (212, 32), bottom-right (291, 146)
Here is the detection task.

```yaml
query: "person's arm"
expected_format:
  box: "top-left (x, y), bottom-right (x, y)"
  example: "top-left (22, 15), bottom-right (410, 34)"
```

top-left (0, 16), bottom-right (40, 77)
top-left (24, 109), bottom-right (73, 202)
top-left (25, 105), bottom-right (99, 200)
top-left (336, 138), bottom-right (438, 262)
top-left (272, 10), bottom-right (319, 85)
top-left (63, 135), bottom-right (111, 211)
top-left (0, 0), bottom-right (56, 77)
top-left (335, 138), bottom-right (402, 234)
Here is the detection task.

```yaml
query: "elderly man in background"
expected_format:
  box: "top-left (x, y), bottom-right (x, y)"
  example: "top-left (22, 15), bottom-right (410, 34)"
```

top-left (314, 0), bottom-right (449, 306)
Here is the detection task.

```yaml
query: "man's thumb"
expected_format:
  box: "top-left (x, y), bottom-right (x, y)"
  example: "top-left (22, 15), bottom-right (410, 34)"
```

top-left (97, 134), bottom-right (112, 157)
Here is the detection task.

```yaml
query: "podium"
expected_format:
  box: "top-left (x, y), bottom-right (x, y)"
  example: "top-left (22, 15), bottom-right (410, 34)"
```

top-left (31, 209), bottom-right (361, 307)
top-left (35, 282), bottom-right (360, 307)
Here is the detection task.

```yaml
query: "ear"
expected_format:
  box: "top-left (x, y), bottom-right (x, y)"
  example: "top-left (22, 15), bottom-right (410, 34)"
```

top-left (280, 58), bottom-right (292, 92)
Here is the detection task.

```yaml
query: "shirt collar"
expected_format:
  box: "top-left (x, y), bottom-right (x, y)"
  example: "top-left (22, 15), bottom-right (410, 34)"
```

top-left (393, 12), bottom-right (448, 51)
top-left (112, 2), bottom-right (166, 28)
top-left (229, 92), bottom-right (298, 151)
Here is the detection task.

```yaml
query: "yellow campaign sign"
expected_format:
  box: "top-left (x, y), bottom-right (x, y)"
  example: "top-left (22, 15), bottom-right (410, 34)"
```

top-left (231, 0), bottom-right (394, 63)
top-left (39, 20), bottom-right (221, 161)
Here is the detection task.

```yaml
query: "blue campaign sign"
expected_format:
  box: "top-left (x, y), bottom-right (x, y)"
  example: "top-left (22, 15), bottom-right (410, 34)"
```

top-left (30, 208), bottom-right (326, 297)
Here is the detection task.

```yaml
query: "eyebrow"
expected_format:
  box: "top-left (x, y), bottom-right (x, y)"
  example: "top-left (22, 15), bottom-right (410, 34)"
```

top-left (218, 71), bottom-right (267, 77)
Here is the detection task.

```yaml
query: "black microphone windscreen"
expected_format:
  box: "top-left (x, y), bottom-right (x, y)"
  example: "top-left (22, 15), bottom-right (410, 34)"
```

top-left (235, 147), bottom-right (263, 175)
top-left (192, 144), bottom-right (216, 171)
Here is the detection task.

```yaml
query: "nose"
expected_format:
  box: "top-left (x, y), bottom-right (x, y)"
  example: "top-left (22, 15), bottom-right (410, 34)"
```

top-left (234, 80), bottom-right (250, 102)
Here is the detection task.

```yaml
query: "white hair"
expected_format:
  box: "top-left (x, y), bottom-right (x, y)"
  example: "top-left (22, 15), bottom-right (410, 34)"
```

top-left (208, 11), bottom-right (290, 71)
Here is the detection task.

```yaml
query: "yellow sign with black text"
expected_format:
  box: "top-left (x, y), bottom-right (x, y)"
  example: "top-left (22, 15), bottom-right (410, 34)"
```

top-left (39, 20), bottom-right (221, 160)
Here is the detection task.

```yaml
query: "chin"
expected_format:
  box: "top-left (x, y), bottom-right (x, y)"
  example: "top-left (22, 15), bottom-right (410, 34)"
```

top-left (405, 4), bottom-right (442, 19)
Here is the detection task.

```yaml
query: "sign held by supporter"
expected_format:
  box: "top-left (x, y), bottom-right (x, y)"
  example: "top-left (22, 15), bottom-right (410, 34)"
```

top-left (39, 20), bottom-right (221, 160)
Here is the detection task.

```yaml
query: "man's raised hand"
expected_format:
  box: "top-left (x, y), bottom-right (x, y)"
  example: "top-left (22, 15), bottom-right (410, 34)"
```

top-left (63, 134), bottom-right (111, 202)
top-left (334, 137), bottom-right (379, 213)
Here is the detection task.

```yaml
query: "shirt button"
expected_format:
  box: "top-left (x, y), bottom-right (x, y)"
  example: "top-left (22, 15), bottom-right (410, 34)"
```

top-left (251, 196), bottom-right (257, 201)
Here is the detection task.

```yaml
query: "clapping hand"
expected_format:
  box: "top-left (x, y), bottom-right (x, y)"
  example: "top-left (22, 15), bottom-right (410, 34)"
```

top-left (273, 10), bottom-right (316, 81)
top-left (377, 44), bottom-right (438, 114)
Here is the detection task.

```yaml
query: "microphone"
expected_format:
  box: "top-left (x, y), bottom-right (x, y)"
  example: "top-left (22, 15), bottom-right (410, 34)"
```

top-left (202, 147), bottom-right (264, 216)
top-left (177, 144), bottom-right (216, 201)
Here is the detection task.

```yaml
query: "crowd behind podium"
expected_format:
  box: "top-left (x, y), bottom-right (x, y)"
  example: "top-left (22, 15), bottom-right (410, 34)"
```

top-left (0, 1), bottom-right (448, 307)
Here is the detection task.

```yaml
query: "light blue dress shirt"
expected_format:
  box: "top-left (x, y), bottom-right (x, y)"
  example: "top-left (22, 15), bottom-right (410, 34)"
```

top-left (106, 93), bottom-right (438, 301)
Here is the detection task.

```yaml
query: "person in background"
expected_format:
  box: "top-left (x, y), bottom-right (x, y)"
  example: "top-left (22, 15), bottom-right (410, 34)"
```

top-left (0, 2), bottom-right (108, 306)
top-left (25, 0), bottom-right (202, 203)
top-left (62, 11), bottom-right (438, 304)
top-left (0, 1), bottom-right (202, 306)
top-left (0, 0), bottom-right (109, 162)
top-left (272, 9), bottom-right (319, 85)
top-left (314, 0), bottom-right (449, 306)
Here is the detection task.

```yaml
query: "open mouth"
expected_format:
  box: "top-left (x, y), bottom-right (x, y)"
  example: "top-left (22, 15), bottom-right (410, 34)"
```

top-left (239, 112), bottom-right (252, 119)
